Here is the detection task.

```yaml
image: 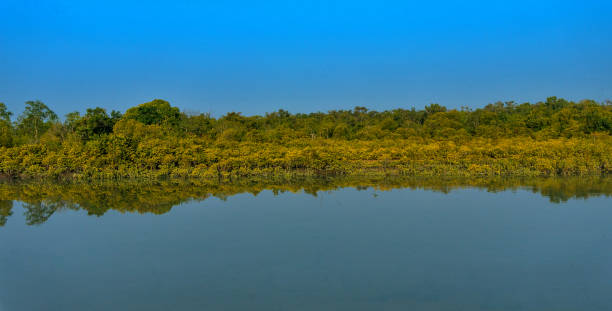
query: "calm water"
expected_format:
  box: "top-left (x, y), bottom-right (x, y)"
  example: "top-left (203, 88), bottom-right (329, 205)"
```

top-left (1, 178), bottom-right (612, 311)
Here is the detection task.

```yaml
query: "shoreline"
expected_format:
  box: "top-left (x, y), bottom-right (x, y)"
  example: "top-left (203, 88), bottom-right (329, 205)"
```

top-left (1, 169), bottom-right (611, 182)
top-left (2, 136), bottom-right (612, 180)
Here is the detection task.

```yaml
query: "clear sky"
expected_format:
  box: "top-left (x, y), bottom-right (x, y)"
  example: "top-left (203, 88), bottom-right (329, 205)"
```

top-left (1, 0), bottom-right (611, 117)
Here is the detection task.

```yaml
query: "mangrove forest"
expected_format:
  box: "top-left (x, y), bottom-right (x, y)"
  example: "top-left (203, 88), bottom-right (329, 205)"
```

top-left (0, 96), bottom-right (611, 179)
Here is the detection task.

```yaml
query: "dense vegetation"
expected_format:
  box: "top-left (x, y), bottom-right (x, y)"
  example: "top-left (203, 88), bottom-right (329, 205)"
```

top-left (0, 97), bottom-right (611, 179)
top-left (2, 176), bottom-right (612, 226)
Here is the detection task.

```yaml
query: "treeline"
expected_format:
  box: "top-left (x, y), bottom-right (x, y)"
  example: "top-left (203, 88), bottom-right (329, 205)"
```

top-left (0, 97), bottom-right (611, 179)
top-left (2, 97), bottom-right (612, 146)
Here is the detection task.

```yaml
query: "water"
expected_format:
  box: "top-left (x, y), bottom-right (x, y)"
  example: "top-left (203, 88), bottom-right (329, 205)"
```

top-left (1, 177), bottom-right (612, 310)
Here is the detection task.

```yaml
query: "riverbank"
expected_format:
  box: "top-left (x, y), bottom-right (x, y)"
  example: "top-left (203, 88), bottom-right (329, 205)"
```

top-left (1, 137), bottom-right (611, 180)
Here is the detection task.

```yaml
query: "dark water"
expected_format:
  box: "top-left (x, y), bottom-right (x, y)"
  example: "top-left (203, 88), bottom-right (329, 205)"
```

top-left (1, 177), bottom-right (612, 311)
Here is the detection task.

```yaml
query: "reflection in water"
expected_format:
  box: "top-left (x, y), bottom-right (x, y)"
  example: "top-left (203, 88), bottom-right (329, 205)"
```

top-left (1, 176), bottom-right (611, 226)
top-left (0, 200), bottom-right (12, 226)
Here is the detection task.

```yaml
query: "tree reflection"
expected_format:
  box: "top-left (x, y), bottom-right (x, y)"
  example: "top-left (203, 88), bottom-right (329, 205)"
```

top-left (23, 201), bottom-right (60, 226)
top-left (0, 200), bottom-right (13, 227)
top-left (1, 176), bottom-right (611, 226)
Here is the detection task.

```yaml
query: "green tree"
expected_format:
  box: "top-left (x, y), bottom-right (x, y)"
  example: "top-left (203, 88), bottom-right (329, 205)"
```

top-left (0, 102), bottom-right (11, 122)
top-left (74, 107), bottom-right (119, 140)
top-left (17, 100), bottom-right (58, 142)
top-left (124, 99), bottom-right (181, 126)
top-left (64, 111), bottom-right (82, 133)
top-left (181, 112), bottom-right (213, 136)
top-left (425, 103), bottom-right (447, 115)
top-left (0, 103), bottom-right (13, 147)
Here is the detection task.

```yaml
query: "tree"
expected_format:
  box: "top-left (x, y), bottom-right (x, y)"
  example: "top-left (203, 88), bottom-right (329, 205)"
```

top-left (0, 102), bottom-right (11, 122)
top-left (425, 103), bottom-right (447, 115)
top-left (74, 107), bottom-right (119, 140)
top-left (181, 112), bottom-right (213, 136)
top-left (64, 111), bottom-right (82, 133)
top-left (17, 100), bottom-right (58, 142)
top-left (0, 103), bottom-right (13, 147)
top-left (124, 99), bottom-right (181, 126)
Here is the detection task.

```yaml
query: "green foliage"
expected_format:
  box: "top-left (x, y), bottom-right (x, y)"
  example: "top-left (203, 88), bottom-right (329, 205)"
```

top-left (425, 103), bottom-right (447, 115)
top-left (0, 103), bottom-right (13, 147)
top-left (0, 97), bottom-right (611, 179)
top-left (71, 107), bottom-right (121, 140)
top-left (0, 102), bottom-right (11, 122)
top-left (16, 100), bottom-right (58, 142)
top-left (124, 99), bottom-right (181, 126)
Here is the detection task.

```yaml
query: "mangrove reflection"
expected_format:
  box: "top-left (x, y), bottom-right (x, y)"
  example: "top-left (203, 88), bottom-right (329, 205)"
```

top-left (0, 200), bottom-right (12, 226)
top-left (1, 176), bottom-right (611, 226)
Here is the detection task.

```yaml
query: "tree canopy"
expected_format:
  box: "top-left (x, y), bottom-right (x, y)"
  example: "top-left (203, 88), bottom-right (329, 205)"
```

top-left (16, 100), bottom-right (58, 143)
top-left (124, 99), bottom-right (181, 126)
top-left (0, 97), bottom-right (610, 179)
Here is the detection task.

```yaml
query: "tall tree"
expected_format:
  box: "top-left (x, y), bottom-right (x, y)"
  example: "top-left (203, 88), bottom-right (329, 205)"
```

top-left (0, 103), bottom-right (13, 147)
top-left (17, 100), bottom-right (58, 142)
top-left (0, 102), bottom-right (11, 122)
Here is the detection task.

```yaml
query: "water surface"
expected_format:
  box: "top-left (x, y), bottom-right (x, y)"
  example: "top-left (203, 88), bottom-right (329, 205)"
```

top-left (1, 177), bottom-right (612, 310)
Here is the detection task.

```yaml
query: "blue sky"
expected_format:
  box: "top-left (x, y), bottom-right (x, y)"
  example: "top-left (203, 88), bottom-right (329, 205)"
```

top-left (1, 0), bottom-right (611, 117)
